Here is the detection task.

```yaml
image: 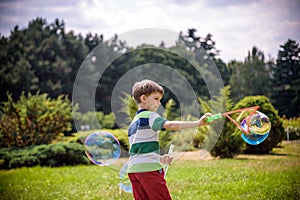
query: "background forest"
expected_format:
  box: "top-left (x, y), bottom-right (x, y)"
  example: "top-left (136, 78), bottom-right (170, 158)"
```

top-left (1, 18), bottom-right (299, 118)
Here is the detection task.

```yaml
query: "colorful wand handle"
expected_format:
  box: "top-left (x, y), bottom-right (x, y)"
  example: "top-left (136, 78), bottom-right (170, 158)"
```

top-left (206, 113), bottom-right (222, 122)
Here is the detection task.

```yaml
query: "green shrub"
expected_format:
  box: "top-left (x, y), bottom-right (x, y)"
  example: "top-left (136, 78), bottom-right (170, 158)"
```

top-left (233, 96), bottom-right (285, 154)
top-left (0, 142), bottom-right (89, 169)
top-left (0, 92), bottom-right (73, 148)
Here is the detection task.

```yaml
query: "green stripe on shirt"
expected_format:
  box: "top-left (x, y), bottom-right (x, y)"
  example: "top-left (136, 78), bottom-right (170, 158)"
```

top-left (129, 141), bottom-right (160, 155)
top-left (152, 116), bottom-right (167, 131)
top-left (136, 111), bottom-right (151, 118)
top-left (127, 162), bottom-right (163, 173)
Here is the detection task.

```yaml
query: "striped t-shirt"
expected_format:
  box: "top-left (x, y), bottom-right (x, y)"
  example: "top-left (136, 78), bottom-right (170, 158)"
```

top-left (127, 109), bottom-right (167, 173)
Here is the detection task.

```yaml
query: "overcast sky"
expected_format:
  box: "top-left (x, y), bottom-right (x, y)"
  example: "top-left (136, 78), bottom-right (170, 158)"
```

top-left (0, 0), bottom-right (299, 62)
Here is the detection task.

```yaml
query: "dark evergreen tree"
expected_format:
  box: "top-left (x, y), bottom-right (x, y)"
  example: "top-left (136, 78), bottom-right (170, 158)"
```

top-left (271, 39), bottom-right (300, 117)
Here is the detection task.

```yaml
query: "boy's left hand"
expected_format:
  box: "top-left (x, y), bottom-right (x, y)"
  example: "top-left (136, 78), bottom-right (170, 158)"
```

top-left (160, 154), bottom-right (173, 165)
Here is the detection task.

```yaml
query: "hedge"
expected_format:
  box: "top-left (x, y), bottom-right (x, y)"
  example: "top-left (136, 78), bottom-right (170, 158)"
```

top-left (0, 142), bottom-right (89, 169)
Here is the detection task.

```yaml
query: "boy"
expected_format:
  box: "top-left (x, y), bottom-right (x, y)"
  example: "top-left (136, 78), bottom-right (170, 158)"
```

top-left (128, 79), bottom-right (211, 200)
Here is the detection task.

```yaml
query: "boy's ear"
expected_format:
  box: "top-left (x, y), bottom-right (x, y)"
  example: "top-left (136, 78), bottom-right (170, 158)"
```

top-left (140, 94), bottom-right (147, 103)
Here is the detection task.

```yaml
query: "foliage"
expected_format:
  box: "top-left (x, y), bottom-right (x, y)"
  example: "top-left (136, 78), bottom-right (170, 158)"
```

top-left (0, 142), bottom-right (299, 199)
top-left (102, 113), bottom-right (115, 129)
top-left (0, 17), bottom-right (299, 119)
top-left (76, 34), bottom-right (130, 113)
top-left (0, 142), bottom-right (89, 169)
top-left (233, 96), bottom-right (285, 154)
top-left (178, 29), bottom-right (230, 85)
top-left (271, 39), bottom-right (300, 117)
top-left (199, 86), bottom-right (244, 158)
top-left (282, 116), bottom-right (300, 140)
top-left (0, 92), bottom-right (73, 148)
top-left (229, 47), bottom-right (271, 102)
top-left (0, 18), bottom-right (89, 102)
top-left (178, 29), bottom-right (220, 60)
top-left (74, 111), bottom-right (115, 130)
top-left (163, 99), bottom-right (179, 121)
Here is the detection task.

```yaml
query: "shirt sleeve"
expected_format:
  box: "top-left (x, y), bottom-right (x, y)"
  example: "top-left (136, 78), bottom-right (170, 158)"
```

top-left (149, 112), bottom-right (167, 131)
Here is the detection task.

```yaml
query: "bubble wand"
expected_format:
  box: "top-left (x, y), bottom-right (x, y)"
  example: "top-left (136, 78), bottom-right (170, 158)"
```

top-left (164, 144), bottom-right (174, 178)
top-left (205, 106), bottom-right (272, 145)
top-left (206, 106), bottom-right (260, 134)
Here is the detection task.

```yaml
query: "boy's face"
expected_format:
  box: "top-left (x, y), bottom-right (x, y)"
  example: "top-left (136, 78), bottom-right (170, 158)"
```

top-left (140, 92), bottom-right (162, 112)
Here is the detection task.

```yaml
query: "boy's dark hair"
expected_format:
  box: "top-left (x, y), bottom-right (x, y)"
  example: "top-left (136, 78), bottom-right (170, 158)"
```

top-left (132, 80), bottom-right (164, 104)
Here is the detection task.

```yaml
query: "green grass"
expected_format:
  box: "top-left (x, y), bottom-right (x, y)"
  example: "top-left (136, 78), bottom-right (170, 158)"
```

top-left (1, 141), bottom-right (299, 200)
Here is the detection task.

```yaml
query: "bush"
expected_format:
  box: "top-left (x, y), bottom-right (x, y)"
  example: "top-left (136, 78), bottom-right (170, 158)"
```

top-left (0, 92), bottom-right (73, 148)
top-left (233, 96), bottom-right (285, 154)
top-left (0, 142), bottom-right (89, 169)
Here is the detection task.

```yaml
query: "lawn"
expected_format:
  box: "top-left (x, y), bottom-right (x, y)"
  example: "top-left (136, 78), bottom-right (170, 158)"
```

top-left (0, 141), bottom-right (299, 200)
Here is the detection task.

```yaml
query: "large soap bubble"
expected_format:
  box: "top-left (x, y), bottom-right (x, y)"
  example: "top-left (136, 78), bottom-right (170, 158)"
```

top-left (240, 111), bottom-right (271, 145)
top-left (84, 131), bottom-right (121, 166)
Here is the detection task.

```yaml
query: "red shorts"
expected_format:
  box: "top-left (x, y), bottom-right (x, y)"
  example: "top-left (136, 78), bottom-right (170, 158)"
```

top-left (128, 169), bottom-right (172, 200)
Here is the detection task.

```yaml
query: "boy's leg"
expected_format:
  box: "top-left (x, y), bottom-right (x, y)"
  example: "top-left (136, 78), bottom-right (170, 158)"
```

top-left (131, 170), bottom-right (172, 200)
top-left (128, 173), bottom-right (150, 200)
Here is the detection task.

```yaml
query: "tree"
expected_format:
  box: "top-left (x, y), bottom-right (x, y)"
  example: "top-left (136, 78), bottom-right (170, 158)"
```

top-left (0, 18), bottom-right (89, 102)
top-left (178, 29), bottom-right (230, 86)
top-left (0, 25), bottom-right (39, 101)
top-left (271, 39), bottom-right (300, 117)
top-left (84, 33), bottom-right (104, 52)
top-left (229, 47), bottom-right (271, 102)
top-left (178, 29), bottom-right (220, 59)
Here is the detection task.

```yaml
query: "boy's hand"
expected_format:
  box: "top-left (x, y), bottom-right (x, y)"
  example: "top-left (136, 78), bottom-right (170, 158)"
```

top-left (198, 112), bottom-right (213, 126)
top-left (160, 154), bottom-right (173, 165)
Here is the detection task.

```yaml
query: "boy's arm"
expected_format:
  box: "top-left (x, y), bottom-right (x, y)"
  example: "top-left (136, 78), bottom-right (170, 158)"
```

top-left (163, 113), bottom-right (212, 130)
